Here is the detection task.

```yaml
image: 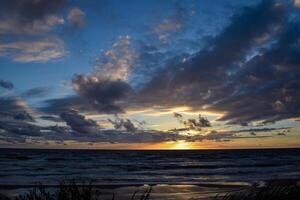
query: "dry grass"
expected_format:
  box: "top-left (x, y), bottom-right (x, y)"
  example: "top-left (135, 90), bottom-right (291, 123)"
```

top-left (214, 181), bottom-right (300, 200)
top-left (0, 180), bottom-right (152, 200)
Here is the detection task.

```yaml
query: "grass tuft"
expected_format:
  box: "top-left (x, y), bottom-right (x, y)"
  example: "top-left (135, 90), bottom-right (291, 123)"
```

top-left (214, 181), bottom-right (300, 200)
top-left (0, 180), bottom-right (151, 200)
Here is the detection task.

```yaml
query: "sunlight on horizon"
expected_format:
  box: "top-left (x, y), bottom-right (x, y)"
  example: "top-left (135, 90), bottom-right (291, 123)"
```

top-left (171, 141), bottom-right (195, 150)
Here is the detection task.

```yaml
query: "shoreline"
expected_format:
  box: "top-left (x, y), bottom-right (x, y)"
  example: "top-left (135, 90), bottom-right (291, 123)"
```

top-left (0, 183), bottom-right (247, 190)
top-left (0, 183), bottom-right (242, 200)
top-left (1, 179), bottom-right (299, 200)
top-left (1, 178), bottom-right (299, 190)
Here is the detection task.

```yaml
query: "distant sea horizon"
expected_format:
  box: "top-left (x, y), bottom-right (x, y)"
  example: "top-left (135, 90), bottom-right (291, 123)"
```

top-left (1, 147), bottom-right (300, 150)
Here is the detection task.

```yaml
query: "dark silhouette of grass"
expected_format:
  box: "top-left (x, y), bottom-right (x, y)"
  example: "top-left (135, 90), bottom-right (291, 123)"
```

top-left (214, 181), bottom-right (300, 200)
top-left (0, 180), bottom-right (152, 200)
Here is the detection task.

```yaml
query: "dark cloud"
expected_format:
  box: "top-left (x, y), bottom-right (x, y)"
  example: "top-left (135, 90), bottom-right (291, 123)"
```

top-left (0, 0), bottom-right (69, 62)
top-left (233, 127), bottom-right (288, 133)
top-left (0, 80), bottom-right (14, 90)
top-left (41, 96), bottom-right (86, 113)
top-left (189, 129), bottom-right (273, 142)
top-left (21, 87), bottom-right (51, 98)
top-left (42, 95), bottom-right (122, 115)
top-left (58, 36), bottom-right (136, 114)
top-left (0, 118), bottom-right (41, 137)
top-left (0, 98), bottom-right (25, 113)
top-left (0, 97), bottom-right (34, 121)
top-left (60, 110), bottom-right (100, 135)
top-left (173, 112), bottom-right (183, 120)
top-left (72, 74), bottom-right (132, 113)
top-left (108, 116), bottom-right (137, 132)
top-left (40, 115), bottom-right (63, 123)
top-left (2, 97), bottom-right (263, 144)
top-left (13, 111), bottom-right (34, 121)
top-left (168, 127), bottom-right (190, 132)
top-left (0, 97), bottom-right (40, 139)
top-left (133, 119), bottom-right (147, 130)
top-left (173, 112), bottom-right (211, 131)
top-left (0, 114), bottom-right (283, 146)
top-left (2, 123), bottom-right (41, 136)
top-left (132, 0), bottom-right (300, 125)
top-left (0, 0), bottom-right (66, 35)
top-left (0, 136), bottom-right (27, 144)
top-left (47, 125), bottom-right (70, 134)
top-left (213, 19), bottom-right (300, 124)
top-left (191, 131), bottom-right (236, 142)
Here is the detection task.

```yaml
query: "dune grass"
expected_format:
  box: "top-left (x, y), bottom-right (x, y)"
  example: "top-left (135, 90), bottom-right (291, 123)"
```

top-left (214, 181), bottom-right (300, 200)
top-left (0, 180), bottom-right (151, 200)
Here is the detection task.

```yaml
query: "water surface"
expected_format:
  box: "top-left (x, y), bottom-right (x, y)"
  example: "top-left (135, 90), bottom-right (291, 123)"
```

top-left (1, 148), bottom-right (299, 187)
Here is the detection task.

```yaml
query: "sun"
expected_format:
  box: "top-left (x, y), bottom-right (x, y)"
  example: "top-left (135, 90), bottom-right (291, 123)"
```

top-left (171, 140), bottom-right (192, 150)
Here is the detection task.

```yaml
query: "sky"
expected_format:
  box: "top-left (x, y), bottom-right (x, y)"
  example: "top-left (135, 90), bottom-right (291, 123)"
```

top-left (0, 0), bottom-right (300, 149)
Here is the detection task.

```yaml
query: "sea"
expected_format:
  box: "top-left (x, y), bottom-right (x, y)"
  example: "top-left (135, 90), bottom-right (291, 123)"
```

top-left (0, 148), bottom-right (300, 199)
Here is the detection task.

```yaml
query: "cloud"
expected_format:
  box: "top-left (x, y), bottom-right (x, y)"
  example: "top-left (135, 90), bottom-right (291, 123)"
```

top-left (41, 95), bottom-right (123, 115)
top-left (173, 112), bottom-right (211, 131)
top-left (131, 0), bottom-right (300, 125)
top-left (0, 0), bottom-right (66, 35)
top-left (40, 0), bottom-right (300, 131)
top-left (152, 3), bottom-right (194, 43)
top-left (1, 107), bottom-right (184, 144)
top-left (0, 96), bottom-right (252, 145)
top-left (41, 36), bottom-right (136, 114)
top-left (0, 98), bottom-right (41, 139)
top-left (234, 127), bottom-right (289, 133)
top-left (57, 36), bottom-right (135, 113)
top-left (72, 75), bottom-right (132, 113)
top-left (93, 36), bottom-right (136, 81)
top-left (108, 116), bottom-right (137, 132)
top-left (60, 110), bottom-right (100, 135)
top-left (294, 0), bottom-right (300, 7)
top-left (41, 32), bottom-right (192, 115)
top-left (13, 111), bottom-right (34, 121)
top-left (191, 131), bottom-right (236, 142)
top-left (214, 20), bottom-right (300, 124)
top-left (0, 0), bottom-right (78, 63)
top-left (0, 14), bottom-right (64, 36)
top-left (0, 97), bottom-right (34, 121)
top-left (0, 122), bottom-right (279, 145)
top-left (40, 115), bottom-right (63, 123)
top-left (0, 38), bottom-right (65, 63)
top-left (68, 7), bottom-right (85, 28)
top-left (0, 121), bottom-right (41, 137)
top-left (3, 0), bottom-right (299, 146)
top-left (0, 109), bottom-right (284, 146)
top-left (0, 80), bottom-right (14, 90)
top-left (190, 129), bottom-right (275, 142)
top-left (21, 87), bottom-right (52, 98)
